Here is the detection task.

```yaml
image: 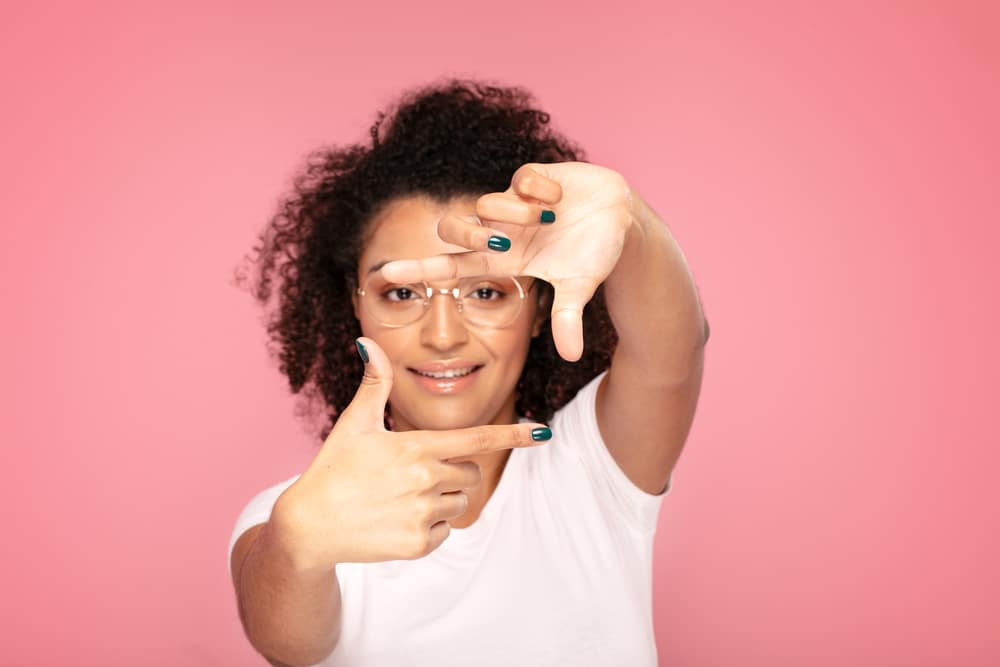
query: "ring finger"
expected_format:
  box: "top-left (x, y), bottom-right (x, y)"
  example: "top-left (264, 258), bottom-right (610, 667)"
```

top-left (437, 214), bottom-right (512, 253)
top-left (429, 491), bottom-right (469, 523)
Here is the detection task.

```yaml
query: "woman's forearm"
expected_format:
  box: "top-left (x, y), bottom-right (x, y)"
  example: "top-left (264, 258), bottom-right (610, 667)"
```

top-left (236, 502), bottom-right (343, 666)
top-left (603, 188), bottom-right (708, 383)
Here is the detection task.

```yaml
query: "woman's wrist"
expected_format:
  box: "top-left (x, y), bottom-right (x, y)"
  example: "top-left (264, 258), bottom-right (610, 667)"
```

top-left (270, 487), bottom-right (341, 574)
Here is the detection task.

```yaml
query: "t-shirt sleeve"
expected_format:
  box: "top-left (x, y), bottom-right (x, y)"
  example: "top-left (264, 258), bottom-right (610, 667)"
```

top-left (226, 473), bottom-right (301, 572)
top-left (551, 369), bottom-right (671, 533)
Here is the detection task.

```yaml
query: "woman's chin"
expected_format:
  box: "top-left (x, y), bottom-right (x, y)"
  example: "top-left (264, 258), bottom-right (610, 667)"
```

top-left (416, 411), bottom-right (480, 432)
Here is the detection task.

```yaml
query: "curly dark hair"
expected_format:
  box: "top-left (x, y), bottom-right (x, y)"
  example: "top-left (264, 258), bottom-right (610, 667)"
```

top-left (234, 77), bottom-right (619, 441)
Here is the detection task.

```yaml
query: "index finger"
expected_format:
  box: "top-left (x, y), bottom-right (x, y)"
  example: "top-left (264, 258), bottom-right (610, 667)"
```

top-left (421, 422), bottom-right (552, 461)
top-left (380, 250), bottom-right (515, 285)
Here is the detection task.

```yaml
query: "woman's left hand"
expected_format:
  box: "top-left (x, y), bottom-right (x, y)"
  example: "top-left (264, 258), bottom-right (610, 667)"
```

top-left (379, 161), bottom-right (634, 362)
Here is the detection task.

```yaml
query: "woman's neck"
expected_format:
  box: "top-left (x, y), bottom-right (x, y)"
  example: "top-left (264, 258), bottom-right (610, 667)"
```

top-left (388, 393), bottom-right (521, 529)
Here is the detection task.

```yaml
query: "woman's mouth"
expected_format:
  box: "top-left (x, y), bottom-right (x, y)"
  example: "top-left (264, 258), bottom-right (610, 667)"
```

top-left (407, 365), bottom-right (483, 394)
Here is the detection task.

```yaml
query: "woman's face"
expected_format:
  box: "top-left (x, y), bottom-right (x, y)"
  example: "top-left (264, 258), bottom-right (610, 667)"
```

top-left (352, 194), bottom-right (549, 432)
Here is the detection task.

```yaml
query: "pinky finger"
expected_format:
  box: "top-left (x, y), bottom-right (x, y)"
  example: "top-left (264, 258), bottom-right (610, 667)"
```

top-left (422, 520), bottom-right (452, 557)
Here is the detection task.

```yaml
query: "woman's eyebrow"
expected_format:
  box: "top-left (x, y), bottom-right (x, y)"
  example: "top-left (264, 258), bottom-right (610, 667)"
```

top-left (366, 260), bottom-right (391, 276)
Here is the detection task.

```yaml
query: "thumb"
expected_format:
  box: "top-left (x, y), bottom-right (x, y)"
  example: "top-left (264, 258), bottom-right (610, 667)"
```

top-left (550, 278), bottom-right (597, 363)
top-left (339, 337), bottom-right (394, 431)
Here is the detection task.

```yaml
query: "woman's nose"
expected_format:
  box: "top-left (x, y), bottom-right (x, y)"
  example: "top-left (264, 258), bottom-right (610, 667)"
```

top-left (419, 292), bottom-right (468, 349)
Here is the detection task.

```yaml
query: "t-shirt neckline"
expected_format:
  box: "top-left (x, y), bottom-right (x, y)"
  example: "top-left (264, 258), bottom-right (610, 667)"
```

top-left (440, 415), bottom-right (531, 547)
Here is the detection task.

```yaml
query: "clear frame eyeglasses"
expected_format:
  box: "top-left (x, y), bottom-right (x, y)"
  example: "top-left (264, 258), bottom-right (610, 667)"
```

top-left (356, 274), bottom-right (536, 329)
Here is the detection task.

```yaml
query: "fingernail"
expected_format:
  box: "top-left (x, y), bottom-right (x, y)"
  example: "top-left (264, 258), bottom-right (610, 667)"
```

top-left (540, 210), bottom-right (556, 224)
top-left (531, 426), bottom-right (552, 441)
top-left (355, 339), bottom-right (369, 363)
top-left (488, 235), bottom-right (511, 251)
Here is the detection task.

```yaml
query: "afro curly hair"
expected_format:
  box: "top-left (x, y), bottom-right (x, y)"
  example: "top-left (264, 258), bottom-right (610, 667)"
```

top-left (235, 77), bottom-right (618, 441)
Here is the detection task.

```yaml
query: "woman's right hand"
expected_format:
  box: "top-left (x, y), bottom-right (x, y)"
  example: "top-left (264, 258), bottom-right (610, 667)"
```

top-left (269, 337), bottom-right (551, 569)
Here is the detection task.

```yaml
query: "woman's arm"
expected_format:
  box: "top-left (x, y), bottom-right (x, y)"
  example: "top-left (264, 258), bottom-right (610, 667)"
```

top-left (231, 500), bottom-right (343, 667)
top-left (596, 189), bottom-right (708, 495)
top-left (373, 163), bottom-right (707, 496)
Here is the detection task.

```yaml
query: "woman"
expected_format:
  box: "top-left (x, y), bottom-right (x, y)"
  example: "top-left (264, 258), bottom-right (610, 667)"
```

top-left (229, 78), bottom-right (708, 667)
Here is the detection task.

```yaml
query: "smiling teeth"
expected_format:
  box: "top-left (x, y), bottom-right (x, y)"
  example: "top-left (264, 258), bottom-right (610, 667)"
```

top-left (417, 367), bottom-right (476, 379)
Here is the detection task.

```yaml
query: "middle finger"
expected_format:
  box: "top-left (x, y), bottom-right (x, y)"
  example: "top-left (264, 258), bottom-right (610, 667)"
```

top-left (435, 460), bottom-right (483, 492)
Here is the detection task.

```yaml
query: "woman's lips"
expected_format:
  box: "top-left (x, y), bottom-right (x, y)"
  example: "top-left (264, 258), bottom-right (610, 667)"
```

top-left (408, 365), bottom-right (483, 395)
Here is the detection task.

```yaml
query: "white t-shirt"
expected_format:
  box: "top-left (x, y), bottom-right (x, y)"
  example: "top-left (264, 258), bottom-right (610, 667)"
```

top-left (228, 369), bottom-right (670, 666)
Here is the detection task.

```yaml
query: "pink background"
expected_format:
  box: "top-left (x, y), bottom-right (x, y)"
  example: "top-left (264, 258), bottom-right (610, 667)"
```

top-left (3, 1), bottom-right (997, 665)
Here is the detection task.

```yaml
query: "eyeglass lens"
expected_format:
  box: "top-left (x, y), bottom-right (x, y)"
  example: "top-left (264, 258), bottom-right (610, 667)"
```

top-left (361, 275), bottom-right (525, 328)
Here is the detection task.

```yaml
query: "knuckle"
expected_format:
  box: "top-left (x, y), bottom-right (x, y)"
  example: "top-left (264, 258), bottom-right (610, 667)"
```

top-left (445, 254), bottom-right (459, 279)
top-left (516, 164), bottom-right (540, 188)
top-left (359, 368), bottom-right (380, 387)
top-left (409, 464), bottom-right (435, 491)
top-left (519, 172), bottom-right (535, 192)
top-left (477, 253), bottom-right (491, 275)
top-left (472, 428), bottom-right (491, 454)
top-left (400, 439), bottom-right (423, 460)
top-left (415, 497), bottom-right (435, 522)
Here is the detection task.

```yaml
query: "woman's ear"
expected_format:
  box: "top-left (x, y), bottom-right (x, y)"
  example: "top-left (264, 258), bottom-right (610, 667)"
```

top-left (350, 278), bottom-right (362, 321)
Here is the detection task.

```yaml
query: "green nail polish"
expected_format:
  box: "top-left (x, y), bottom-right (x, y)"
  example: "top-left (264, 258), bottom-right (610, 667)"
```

top-left (355, 339), bottom-right (369, 363)
top-left (488, 235), bottom-right (511, 251)
top-left (540, 210), bottom-right (556, 224)
top-left (531, 426), bottom-right (552, 441)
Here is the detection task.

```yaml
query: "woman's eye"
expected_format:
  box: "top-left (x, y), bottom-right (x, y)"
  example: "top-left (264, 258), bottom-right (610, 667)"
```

top-left (385, 287), bottom-right (416, 301)
top-left (471, 288), bottom-right (502, 300)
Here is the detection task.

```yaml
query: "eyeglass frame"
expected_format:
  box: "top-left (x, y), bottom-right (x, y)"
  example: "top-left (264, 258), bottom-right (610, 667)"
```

top-left (354, 274), bottom-right (539, 329)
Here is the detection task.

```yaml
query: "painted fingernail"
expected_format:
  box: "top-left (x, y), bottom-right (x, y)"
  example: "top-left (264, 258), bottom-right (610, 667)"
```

top-left (531, 426), bottom-right (552, 441)
top-left (487, 235), bottom-right (511, 251)
top-left (540, 210), bottom-right (556, 224)
top-left (355, 339), bottom-right (369, 363)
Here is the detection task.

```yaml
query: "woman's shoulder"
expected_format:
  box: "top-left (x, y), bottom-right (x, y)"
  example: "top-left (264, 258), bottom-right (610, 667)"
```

top-left (551, 369), bottom-right (608, 425)
top-left (532, 368), bottom-right (667, 532)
